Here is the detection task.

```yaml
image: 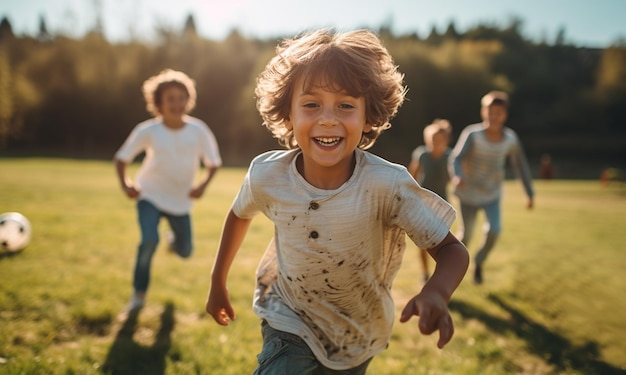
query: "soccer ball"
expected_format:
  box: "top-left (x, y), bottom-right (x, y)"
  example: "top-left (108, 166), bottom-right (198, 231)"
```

top-left (0, 212), bottom-right (32, 253)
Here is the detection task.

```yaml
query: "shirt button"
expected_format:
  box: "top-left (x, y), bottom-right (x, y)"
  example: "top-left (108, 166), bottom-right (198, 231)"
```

top-left (309, 231), bottom-right (319, 239)
top-left (309, 201), bottom-right (319, 210)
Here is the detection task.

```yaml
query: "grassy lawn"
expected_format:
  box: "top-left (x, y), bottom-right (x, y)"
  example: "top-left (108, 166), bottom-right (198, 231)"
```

top-left (1, 158), bottom-right (625, 375)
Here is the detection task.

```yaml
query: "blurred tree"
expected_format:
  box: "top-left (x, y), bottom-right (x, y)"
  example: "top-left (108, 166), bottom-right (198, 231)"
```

top-left (425, 25), bottom-right (442, 44)
top-left (37, 14), bottom-right (52, 42)
top-left (596, 47), bottom-right (626, 132)
top-left (183, 14), bottom-right (198, 39)
top-left (464, 17), bottom-right (525, 48)
top-left (91, 0), bottom-right (105, 36)
top-left (611, 36), bottom-right (626, 48)
top-left (555, 27), bottom-right (567, 46)
top-left (444, 21), bottom-right (460, 40)
top-left (0, 43), bottom-right (40, 149)
top-left (0, 48), bottom-right (14, 148)
top-left (0, 17), bottom-right (14, 41)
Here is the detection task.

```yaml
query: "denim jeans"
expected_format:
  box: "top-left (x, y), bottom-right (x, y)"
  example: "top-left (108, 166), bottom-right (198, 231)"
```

top-left (133, 199), bottom-right (192, 293)
top-left (457, 199), bottom-right (501, 265)
top-left (253, 321), bottom-right (372, 375)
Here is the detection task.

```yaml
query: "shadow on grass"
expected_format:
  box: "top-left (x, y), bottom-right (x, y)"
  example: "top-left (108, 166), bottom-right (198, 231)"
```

top-left (101, 302), bottom-right (176, 375)
top-left (0, 250), bottom-right (24, 259)
top-left (449, 294), bottom-right (626, 375)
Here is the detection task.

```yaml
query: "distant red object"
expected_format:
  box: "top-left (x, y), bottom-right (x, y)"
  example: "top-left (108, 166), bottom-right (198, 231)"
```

top-left (539, 154), bottom-right (555, 180)
top-left (600, 168), bottom-right (625, 186)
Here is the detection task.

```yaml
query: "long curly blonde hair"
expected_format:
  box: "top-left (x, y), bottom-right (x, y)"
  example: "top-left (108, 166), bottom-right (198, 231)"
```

top-left (255, 29), bottom-right (407, 150)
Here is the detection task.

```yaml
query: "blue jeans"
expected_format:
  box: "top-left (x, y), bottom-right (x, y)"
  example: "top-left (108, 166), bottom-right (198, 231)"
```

top-left (133, 200), bottom-right (193, 293)
top-left (457, 199), bottom-right (501, 266)
top-left (254, 321), bottom-right (372, 375)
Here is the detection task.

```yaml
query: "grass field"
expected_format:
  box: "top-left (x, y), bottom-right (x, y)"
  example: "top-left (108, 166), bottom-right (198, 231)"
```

top-left (1, 158), bottom-right (625, 375)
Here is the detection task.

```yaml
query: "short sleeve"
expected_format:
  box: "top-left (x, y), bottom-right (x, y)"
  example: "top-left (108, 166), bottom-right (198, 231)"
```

top-left (198, 122), bottom-right (222, 168)
top-left (115, 124), bottom-right (149, 162)
top-left (232, 163), bottom-right (260, 219)
top-left (411, 146), bottom-right (426, 164)
top-left (392, 171), bottom-right (456, 249)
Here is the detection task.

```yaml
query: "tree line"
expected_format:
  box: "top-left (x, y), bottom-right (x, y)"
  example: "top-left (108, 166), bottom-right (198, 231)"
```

top-left (1, 15), bottom-right (625, 176)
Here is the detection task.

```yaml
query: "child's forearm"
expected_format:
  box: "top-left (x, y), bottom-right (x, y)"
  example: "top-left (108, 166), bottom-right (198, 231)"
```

top-left (211, 210), bottom-right (252, 284)
top-left (427, 241), bottom-right (469, 301)
top-left (199, 166), bottom-right (219, 189)
top-left (114, 159), bottom-right (130, 188)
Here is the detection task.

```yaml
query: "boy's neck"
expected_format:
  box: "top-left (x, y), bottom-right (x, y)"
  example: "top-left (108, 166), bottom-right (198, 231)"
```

top-left (296, 152), bottom-right (356, 190)
top-left (483, 122), bottom-right (504, 141)
top-left (430, 146), bottom-right (446, 158)
top-left (162, 116), bottom-right (185, 129)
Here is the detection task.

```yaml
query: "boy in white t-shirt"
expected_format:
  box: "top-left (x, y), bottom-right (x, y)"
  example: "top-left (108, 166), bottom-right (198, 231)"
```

top-left (205, 29), bottom-right (469, 374)
top-left (115, 69), bottom-right (222, 311)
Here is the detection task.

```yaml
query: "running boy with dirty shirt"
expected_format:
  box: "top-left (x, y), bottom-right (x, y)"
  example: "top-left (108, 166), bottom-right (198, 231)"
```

top-left (206, 29), bottom-right (469, 374)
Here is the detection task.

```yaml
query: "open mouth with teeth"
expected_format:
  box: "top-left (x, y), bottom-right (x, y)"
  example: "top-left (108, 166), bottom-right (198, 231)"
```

top-left (314, 137), bottom-right (342, 146)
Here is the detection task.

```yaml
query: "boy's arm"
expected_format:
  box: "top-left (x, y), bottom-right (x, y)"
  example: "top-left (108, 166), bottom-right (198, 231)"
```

top-left (407, 160), bottom-right (420, 181)
top-left (422, 232), bottom-right (469, 302)
top-left (449, 129), bottom-right (473, 186)
top-left (399, 232), bottom-right (469, 348)
top-left (190, 165), bottom-right (219, 198)
top-left (408, 147), bottom-right (422, 180)
top-left (509, 135), bottom-right (534, 209)
top-left (206, 209), bottom-right (253, 326)
top-left (114, 159), bottom-right (139, 198)
top-left (409, 146), bottom-right (429, 182)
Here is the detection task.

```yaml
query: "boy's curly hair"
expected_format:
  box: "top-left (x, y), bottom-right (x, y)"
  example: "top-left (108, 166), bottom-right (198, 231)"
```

top-left (142, 69), bottom-right (197, 116)
top-left (255, 29), bottom-right (407, 150)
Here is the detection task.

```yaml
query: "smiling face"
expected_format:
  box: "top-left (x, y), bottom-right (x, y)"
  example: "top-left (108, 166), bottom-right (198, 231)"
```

top-left (430, 131), bottom-right (450, 152)
top-left (481, 103), bottom-right (508, 131)
top-left (157, 85), bottom-right (190, 127)
top-left (286, 77), bottom-right (371, 189)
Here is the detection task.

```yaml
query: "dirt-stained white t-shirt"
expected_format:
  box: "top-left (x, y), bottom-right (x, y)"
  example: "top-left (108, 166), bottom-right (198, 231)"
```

top-left (233, 149), bottom-right (455, 370)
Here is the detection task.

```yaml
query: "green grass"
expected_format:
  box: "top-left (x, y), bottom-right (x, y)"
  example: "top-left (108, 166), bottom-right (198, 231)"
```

top-left (1, 158), bottom-right (625, 375)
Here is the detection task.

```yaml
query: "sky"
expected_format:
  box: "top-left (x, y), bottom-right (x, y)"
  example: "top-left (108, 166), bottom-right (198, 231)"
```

top-left (2, 0), bottom-right (626, 48)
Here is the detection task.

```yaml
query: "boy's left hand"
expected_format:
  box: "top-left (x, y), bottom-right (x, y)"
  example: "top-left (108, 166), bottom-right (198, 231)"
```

top-left (399, 291), bottom-right (454, 349)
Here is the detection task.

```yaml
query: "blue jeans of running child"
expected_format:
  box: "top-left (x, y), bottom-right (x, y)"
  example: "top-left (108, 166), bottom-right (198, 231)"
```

top-left (253, 320), bottom-right (372, 375)
top-left (457, 198), bottom-right (501, 266)
top-left (133, 199), bottom-right (193, 293)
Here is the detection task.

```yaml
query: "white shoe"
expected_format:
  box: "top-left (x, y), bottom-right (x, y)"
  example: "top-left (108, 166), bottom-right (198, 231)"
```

top-left (127, 293), bottom-right (145, 311)
top-left (166, 231), bottom-right (176, 253)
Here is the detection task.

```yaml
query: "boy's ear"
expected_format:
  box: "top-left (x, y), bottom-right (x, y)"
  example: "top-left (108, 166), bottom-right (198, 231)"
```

top-left (364, 123), bottom-right (373, 133)
top-left (285, 118), bottom-right (293, 131)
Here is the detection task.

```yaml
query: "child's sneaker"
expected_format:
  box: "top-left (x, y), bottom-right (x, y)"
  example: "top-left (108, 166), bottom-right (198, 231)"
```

top-left (126, 293), bottom-right (145, 311)
top-left (473, 264), bottom-right (483, 284)
top-left (166, 230), bottom-right (176, 254)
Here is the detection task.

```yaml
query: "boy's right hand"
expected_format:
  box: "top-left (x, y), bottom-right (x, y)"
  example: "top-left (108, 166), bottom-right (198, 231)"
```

top-left (121, 184), bottom-right (140, 198)
top-left (206, 284), bottom-right (236, 326)
top-left (399, 290), bottom-right (454, 349)
top-left (122, 183), bottom-right (139, 198)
